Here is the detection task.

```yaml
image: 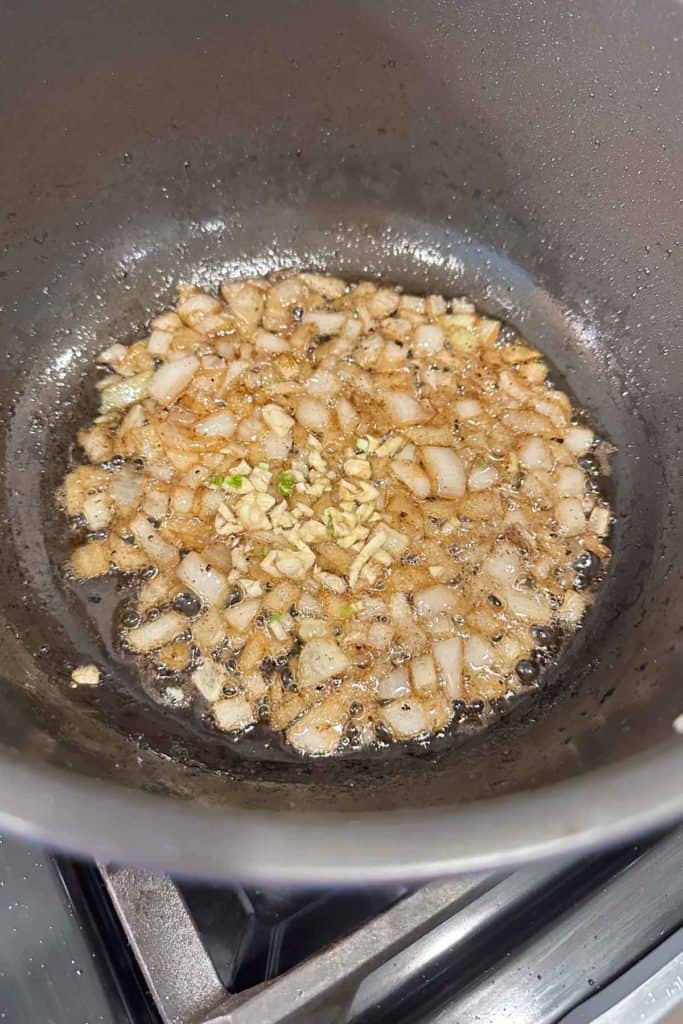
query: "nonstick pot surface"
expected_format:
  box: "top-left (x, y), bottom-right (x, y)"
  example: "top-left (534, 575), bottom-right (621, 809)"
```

top-left (0, 0), bottom-right (681, 881)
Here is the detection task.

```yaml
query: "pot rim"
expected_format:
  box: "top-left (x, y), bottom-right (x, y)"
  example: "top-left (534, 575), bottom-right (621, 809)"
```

top-left (0, 741), bottom-right (680, 883)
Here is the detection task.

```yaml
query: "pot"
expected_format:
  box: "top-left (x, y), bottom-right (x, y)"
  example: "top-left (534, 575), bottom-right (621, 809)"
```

top-left (0, 0), bottom-right (681, 883)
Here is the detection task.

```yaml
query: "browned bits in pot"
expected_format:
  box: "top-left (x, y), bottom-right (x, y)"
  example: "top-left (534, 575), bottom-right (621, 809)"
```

top-left (59, 272), bottom-right (613, 756)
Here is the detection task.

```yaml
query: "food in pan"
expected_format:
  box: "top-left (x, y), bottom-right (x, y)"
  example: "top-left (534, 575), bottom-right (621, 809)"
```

top-left (61, 272), bottom-right (612, 755)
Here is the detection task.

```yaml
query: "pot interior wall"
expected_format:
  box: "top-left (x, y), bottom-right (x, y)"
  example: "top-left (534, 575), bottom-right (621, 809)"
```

top-left (0, 0), bottom-right (681, 815)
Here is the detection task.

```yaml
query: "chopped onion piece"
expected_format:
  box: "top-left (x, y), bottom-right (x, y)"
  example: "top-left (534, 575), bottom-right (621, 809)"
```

top-left (176, 293), bottom-right (222, 326)
top-left (556, 466), bottom-right (585, 497)
top-left (287, 718), bottom-right (342, 755)
top-left (410, 654), bottom-right (437, 695)
top-left (147, 328), bottom-right (172, 356)
top-left (148, 355), bottom-right (199, 406)
top-left (504, 587), bottom-right (552, 624)
top-left (483, 543), bottom-right (522, 583)
top-left (177, 552), bottom-right (229, 608)
top-left (558, 591), bottom-right (587, 625)
top-left (468, 462), bottom-right (499, 491)
top-left (129, 514), bottom-right (179, 568)
top-left (379, 699), bottom-right (428, 740)
top-left (254, 330), bottom-right (290, 354)
top-left (465, 635), bottom-right (495, 671)
top-left (391, 460), bottom-right (431, 498)
top-left (213, 696), bottom-right (255, 732)
top-left (96, 343), bottom-right (127, 367)
top-left (588, 505), bottom-right (611, 536)
top-left (384, 391), bottom-right (433, 427)
top-left (420, 446), bottom-right (466, 499)
top-left (109, 467), bottom-right (144, 509)
top-left (433, 636), bottom-right (464, 699)
top-left (82, 493), bottom-right (111, 531)
top-left (295, 398), bottom-right (330, 432)
top-left (415, 585), bottom-right (459, 618)
top-left (262, 403), bottom-right (295, 436)
top-left (556, 497), bottom-right (586, 535)
top-left (414, 324), bottom-right (444, 354)
top-left (335, 397), bottom-right (359, 435)
top-left (376, 667), bottom-right (409, 700)
top-left (519, 437), bottom-right (553, 471)
top-left (225, 597), bottom-right (262, 632)
top-left (297, 638), bottom-right (349, 687)
top-left (71, 664), bottom-right (101, 687)
top-left (263, 430), bottom-right (293, 461)
top-left (564, 426), bottom-right (594, 455)
top-left (195, 410), bottom-right (237, 437)
top-left (126, 611), bottom-right (186, 652)
top-left (454, 398), bottom-right (482, 419)
top-left (100, 371), bottom-right (152, 414)
top-left (302, 311), bottom-right (346, 335)
top-left (191, 659), bottom-right (229, 702)
top-left (224, 358), bottom-right (250, 383)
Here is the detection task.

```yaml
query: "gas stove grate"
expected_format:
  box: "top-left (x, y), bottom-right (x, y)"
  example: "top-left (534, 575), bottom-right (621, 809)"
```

top-left (96, 829), bottom-right (683, 1024)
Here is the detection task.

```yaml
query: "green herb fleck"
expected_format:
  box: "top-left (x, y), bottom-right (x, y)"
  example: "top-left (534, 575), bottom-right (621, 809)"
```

top-left (277, 470), bottom-right (296, 497)
top-left (208, 473), bottom-right (244, 489)
top-left (340, 603), bottom-right (356, 619)
top-left (267, 611), bottom-right (284, 623)
top-left (326, 513), bottom-right (335, 537)
top-left (474, 457), bottom-right (487, 470)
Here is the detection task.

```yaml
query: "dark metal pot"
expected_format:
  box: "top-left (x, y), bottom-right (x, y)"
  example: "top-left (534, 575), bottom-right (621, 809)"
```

top-left (0, 0), bottom-right (681, 884)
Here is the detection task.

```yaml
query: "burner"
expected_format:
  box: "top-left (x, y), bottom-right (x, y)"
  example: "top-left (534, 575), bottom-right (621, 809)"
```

top-left (1, 830), bottom-right (682, 1024)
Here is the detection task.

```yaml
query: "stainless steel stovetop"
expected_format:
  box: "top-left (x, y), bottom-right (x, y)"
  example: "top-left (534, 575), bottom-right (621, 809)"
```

top-left (1, 830), bottom-right (682, 1023)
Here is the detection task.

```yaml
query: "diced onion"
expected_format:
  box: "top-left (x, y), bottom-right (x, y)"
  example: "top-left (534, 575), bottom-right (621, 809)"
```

top-left (415, 585), bottom-right (459, 618)
top-left (556, 466), bottom-right (585, 497)
top-left (504, 587), bottom-right (552, 624)
top-left (556, 497), bottom-right (586, 535)
top-left (384, 391), bottom-right (433, 427)
top-left (147, 329), bottom-right (172, 356)
top-left (379, 699), bottom-right (428, 739)
top-left (191, 659), bottom-right (229, 701)
top-left (465, 635), bottom-right (495, 671)
top-left (302, 311), bottom-right (346, 335)
top-left (482, 543), bottom-right (522, 583)
top-left (148, 356), bottom-right (199, 406)
top-left (177, 551), bottom-right (229, 608)
top-left (468, 462), bottom-right (499, 491)
top-left (558, 591), bottom-right (587, 625)
top-left (297, 639), bottom-right (349, 687)
top-left (225, 597), bottom-right (262, 632)
top-left (129, 514), bottom-right (179, 567)
top-left (195, 410), bottom-right (237, 437)
top-left (519, 437), bottom-right (553, 471)
top-left (413, 324), bottom-right (444, 355)
top-left (109, 467), bottom-right (144, 509)
top-left (213, 696), bottom-right (255, 732)
top-left (335, 397), bottom-right (359, 435)
top-left (420, 446), bottom-right (466, 499)
top-left (433, 636), bottom-right (464, 699)
top-left (295, 398), bottom-right (330, 432)
top-left (100, 371), bottom-right (152, 414)
top-left (82, 493), bottom-right (111, 531)
top-left (287, 718), bottom-right (342, 755)
top-left (454, 398), bottom-right (482, 419)
top-left (263, 430), bottom-right (293, 461)
top-left (410, 654), bottom-right (437, 694)
top-left (126, 611), bottom-right (186, 653)
top-left (254, 330), bottom-right (290, 354)
top-left (391, 460), bottom-right (431, 498)
top-left (564, 426), bottom-right (594, 455)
